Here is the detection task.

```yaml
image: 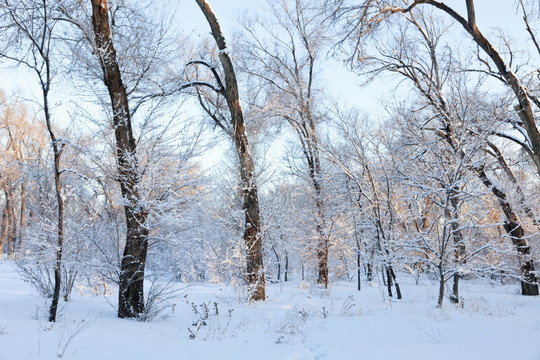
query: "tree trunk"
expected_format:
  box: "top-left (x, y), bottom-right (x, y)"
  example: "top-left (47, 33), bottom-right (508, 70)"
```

top-left (367, 261), bottom-right (373, 282)
top-left (390, 266), bottom-right (402, 299)
top-left (284, 251), bottom-right (289, 282)
top-left (271, 245), bottom-right (281, 281)
top-left (8, 201), bottom-right (16, 258)
top-left (316, 220), bottom-right (329, 288)
top-left (385, 265), bottom-right (402, 299)
top-left (447, 195), bottom-right (465, 304)
top-left (450, 273), bottom-right (460, 304)
top-left (90, 0), bottom-right (150, 317)
top-left (195, 0), bottom-right (265, 301)
top-left (357, 247), bottom-right (361, 291)
top-left (474, 165), bottom-right (539, 295)
top-left (0, 185), bottom-right (9, 260)
top-left (49, 147), bottom-right (64, 322)
top-left (437, 266), bottom-right (445, 308)
top-left (488, 142), bottom-right (539, 227)
top-left (42, 44), bottom-right (65, 322)
top-left (311, 169), bottom-right (328, 288)
top-left (18, 183), bottom-right (26, 254)
top-left (386, 267), bottom-right (393, 297)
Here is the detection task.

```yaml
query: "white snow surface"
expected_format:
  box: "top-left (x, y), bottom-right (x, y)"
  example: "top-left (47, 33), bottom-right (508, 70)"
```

top-left (0, 262), bottom-right (539, 360)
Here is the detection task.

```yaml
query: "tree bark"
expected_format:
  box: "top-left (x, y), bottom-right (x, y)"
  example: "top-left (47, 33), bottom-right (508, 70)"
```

top-left (7, 201), bottom-right (16, 258)
top-left (271, 244), bottom-right (281, 281)
top-left (41, 37), bottom-right (65, 322)
top-left (385, 265), bottom-right (402, 299)
top-left (18, 183), bottom-right (26, 254)
top-left (302, 118), bottom-right (327, 287)
top-left (367, 260), bottom-right (373, 282)
top-left (474, 165), bottom-right (539, 295)
top-left (488, 142), bottom-right (539, 227)
top-left (284, 251), bottom-right (289, 282)
top-left (195, 0), bottom-right (265, 301)
top-left (357, 246), bottom-right (361, 291)
top-left (386, 267), bottom-right (393, 297)
top-left (48, 133), bottom-right (64, 322)
top-left (447, 194), bottom-right (465, 304)
top-left (90, 0), bottom-right (150, 317)
top-left (437, 265), bottom-right (445, 307)
top-left (0, 183), bottom-right (9, 260)
top-left (315, 184), bottom-right (329, 288)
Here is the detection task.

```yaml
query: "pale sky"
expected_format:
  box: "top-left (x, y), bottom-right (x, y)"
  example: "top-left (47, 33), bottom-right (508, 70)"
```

top-left (3, 0), bottom-right (530, 121)
top-left (176, 0), bottom-right (533, 119)
top-left (1, 1), bottom-right (535, 173)
top-left (172, 0), bottom-right (537, 172)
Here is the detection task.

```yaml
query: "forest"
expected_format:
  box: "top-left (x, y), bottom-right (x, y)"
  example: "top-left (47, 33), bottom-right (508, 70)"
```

top-left (0, 0), bottom-right (539, 358)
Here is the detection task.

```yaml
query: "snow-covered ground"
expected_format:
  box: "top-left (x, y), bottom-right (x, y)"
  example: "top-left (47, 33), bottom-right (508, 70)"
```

top-left (1, 261), bottom-right (539, 360)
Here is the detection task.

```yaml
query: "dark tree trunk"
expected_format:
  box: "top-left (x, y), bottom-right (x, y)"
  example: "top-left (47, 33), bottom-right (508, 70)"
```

top-left (450, 273), bottom-right (460, 304)
top-left (42, 68), bottom-right (65, 322)
top-left (385, 266), bottom-right (402, 299)
top-left (390, 266), bottom-right (402, 299)
top-left (48, 143), bottom-right (64, 322)
top-left (90, 0), bottom-right (150, 317)
top-left (450, 229), bottom-right (464, 304)
top-left (475, 165), bottom-right (538, 295)
top-left (357, 248), bottom-right (361, 291)
top-left (284, 251), bottom-right (289, 282)
top-left (195, 0), bottom-right (265, 301)
top-left (439, 137), bottom-right (539, 297)
top-left (386, 267), bottom-right (393, 297)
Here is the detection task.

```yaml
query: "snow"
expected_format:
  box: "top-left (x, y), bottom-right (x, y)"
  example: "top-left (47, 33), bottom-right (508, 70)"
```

top-left (1, 261), bottom-right (539, 360)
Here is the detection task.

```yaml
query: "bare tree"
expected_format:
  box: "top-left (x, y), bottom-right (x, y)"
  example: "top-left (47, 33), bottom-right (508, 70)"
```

top-left (326, 112), bottom-right (403, 298)
top-left (86, 0), bottom-right (151, 318)
top-left (0, 0), bottom-right (68, 321)
top-left (0, 92), bottom-right (49, 262)
top-left (52, 0), bottom-right (199, 316)
top-left (329, 0), bottom-right (540, 179)
top-left (186, 0), bottom-right (266, 301)
top-left (354, 8), bottom-right (539, 296)
top-left (239, 0), bottom-right (331, 287)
